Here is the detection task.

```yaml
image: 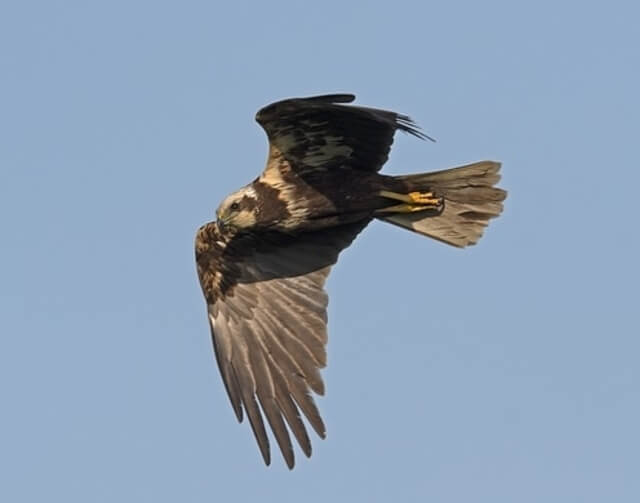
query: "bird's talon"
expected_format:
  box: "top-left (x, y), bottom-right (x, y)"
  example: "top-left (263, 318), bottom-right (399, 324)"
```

top-left (408, 191), bottom-right (442, 207)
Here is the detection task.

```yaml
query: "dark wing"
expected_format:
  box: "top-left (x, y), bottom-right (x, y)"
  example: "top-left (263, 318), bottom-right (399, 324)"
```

top-left (195, 220), bottom-right (369, 468)
top-left (256, 94), bottom-right (433, 175)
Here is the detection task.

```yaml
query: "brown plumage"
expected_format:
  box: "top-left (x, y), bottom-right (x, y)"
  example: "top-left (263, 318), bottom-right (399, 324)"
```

top-left (195, 94), bottom-right (507, 469)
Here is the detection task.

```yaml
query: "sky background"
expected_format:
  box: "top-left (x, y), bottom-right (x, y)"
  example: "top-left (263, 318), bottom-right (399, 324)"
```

top-left (2, 1), bottom-right (639, 501)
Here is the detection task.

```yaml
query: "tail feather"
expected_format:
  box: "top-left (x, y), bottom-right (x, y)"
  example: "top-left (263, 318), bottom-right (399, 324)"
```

top-left (378, 161), bottom-right (506, 247)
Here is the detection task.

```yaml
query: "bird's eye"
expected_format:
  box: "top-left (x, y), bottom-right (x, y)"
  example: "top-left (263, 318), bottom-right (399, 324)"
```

top-left (230, 202), bottom-right (240, 211)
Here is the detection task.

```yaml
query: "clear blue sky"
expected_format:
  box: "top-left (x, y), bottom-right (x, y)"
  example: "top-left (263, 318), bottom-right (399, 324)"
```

top-left (2, 1), bottom-right (639, 501)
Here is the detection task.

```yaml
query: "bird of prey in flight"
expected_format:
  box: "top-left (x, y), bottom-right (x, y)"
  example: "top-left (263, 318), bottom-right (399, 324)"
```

top-left (195, 94), bottom-right (506, 468)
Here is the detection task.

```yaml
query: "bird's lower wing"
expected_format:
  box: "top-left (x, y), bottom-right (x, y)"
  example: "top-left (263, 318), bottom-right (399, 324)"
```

top-left (197, 220), bottom-right (369, 468)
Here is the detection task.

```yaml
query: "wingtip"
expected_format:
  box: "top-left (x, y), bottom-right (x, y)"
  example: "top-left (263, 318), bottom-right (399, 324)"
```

top-left (261, 449), bottom-right (271, 467)
top-left (396, 114), bottom-right (436, 142)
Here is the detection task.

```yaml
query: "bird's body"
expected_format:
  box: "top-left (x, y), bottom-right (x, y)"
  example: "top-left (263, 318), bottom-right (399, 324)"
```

top-left (195, 94), bottom-right (507, 468)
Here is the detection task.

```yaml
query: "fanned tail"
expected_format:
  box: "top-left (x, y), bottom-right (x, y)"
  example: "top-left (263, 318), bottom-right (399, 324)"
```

top-left (378, 161), bottom-right (507, 247)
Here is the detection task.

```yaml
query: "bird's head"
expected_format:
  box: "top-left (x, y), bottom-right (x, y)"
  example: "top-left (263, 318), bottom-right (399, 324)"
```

top-left (216, 186), bottom-right (258, 233)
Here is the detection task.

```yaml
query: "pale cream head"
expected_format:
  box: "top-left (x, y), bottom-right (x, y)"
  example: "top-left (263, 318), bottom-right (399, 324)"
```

top-left (216, 186), bottom-right (258, 231)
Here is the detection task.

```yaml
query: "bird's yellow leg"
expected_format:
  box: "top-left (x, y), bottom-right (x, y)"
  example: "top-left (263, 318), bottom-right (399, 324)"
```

top-left (376, 190), bottom-right (444, 214)
top-left (378, 190), bottom-right (412, 203)
top-left (375, 203), bottom-right (428, 213)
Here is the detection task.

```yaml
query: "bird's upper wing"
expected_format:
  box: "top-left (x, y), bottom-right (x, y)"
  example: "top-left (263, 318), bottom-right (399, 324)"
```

top-left (255, 94), bottom-right (432, 175)
top-left (195, 220), bottom-right (369, 468)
